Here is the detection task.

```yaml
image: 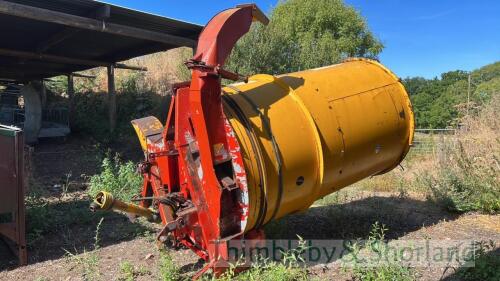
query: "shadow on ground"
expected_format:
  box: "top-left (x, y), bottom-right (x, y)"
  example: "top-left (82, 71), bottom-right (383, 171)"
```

top-left (0, 198), bottom-right (156, 271)
top-left (264, 195), bottom-right (460, 240)
top-left (176, 194), bottom-right (461, 273)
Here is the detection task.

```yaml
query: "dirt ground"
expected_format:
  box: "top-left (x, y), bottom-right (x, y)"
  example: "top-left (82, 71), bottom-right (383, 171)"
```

top-left (0, 137), bottom-right (498, 280)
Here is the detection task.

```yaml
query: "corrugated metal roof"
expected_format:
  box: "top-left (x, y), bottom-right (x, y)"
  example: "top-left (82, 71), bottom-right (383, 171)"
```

top-left (0, 0), bottom-right (203, 81)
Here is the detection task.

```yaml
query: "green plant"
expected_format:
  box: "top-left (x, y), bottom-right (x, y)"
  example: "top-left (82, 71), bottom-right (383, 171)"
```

top-left (120, 261), bottom-right (136, 281)
top-left (62, 171), bottom-right (72, 195)
top-left (25, 197), bottom-right (97, 247)
top-left (159, 251), bottom-right (182, 281)
top-left (351, 264), bottom-right (415, 281)
top-left (88, 154), bottom-right (143, 202)
top-left (422, 140), bottom-right (499, 214)
top-left (66, 248), bottom-right (100, 281)
top-left (456, 240), bottom-right (499, 281)
top-left (213, 236), bottom-right (309, 281)
top-left (64, 218), bottom-right (104, 281)
top-left (71, 88), bottom-right (162, 142)
top-left (119, 260), bottom-right (151, 281)
top-left (344, 222), bottom-right (416, 281)
top-left (403, 92), bottom-right (500, 214)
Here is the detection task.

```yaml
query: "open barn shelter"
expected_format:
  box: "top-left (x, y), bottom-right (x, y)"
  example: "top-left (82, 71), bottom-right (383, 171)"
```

top-left (0, 0), bottom-right (202, 143)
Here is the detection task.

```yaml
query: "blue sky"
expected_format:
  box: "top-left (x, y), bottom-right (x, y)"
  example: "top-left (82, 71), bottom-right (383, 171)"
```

top-left (105, 0), bottom-right (500, 79)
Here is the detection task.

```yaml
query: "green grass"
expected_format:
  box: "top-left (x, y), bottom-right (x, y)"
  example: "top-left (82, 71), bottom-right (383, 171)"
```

top-left (159, 251), bottom-right (182, 281)
top-left (120, 261), bottom-right (136, 281)
top-left (119, 261), bottom-right (151, 281)
top-left (233, 262), bottom-right (308, 281)
top-left (351, 265), bottom-right (415, 281)
top-left (314, 189), bottom-right (360, 206)
top-left (205, 237), bottom-right (309, 281)
top-left (455, 241), bottom-right (499, 281)
top-left (25, 198), bottom-right (98, 247)
top-left (25, 194), bottom-right (154, 249)
top-left (64, 218), bottom-right (104, 281)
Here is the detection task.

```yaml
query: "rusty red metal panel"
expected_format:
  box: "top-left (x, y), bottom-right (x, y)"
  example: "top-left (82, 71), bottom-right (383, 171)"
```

top-left (132, 5), bottom-right (269, 277)
top-left (0, 124), bottom-right (27, 266)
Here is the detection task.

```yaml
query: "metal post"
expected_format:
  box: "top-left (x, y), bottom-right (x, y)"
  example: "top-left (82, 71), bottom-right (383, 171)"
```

top-left (107, 65), bottom-right (116, 133)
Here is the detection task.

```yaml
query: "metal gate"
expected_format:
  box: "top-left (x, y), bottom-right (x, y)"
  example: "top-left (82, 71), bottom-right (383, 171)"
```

top-left (0, 124), bottom-right (27, 266)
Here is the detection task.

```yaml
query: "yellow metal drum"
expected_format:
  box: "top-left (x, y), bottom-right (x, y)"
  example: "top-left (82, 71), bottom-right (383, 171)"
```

top-left (222, 58), bottom-right (414, 231)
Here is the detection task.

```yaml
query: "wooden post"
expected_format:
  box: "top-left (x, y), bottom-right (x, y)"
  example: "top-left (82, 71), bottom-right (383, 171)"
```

top-left (107, 65), bottom-right (116, 133)
top-left (67, 74), bottom-right (74, 128)
top-left (467, 74), bottom-right (471, 116)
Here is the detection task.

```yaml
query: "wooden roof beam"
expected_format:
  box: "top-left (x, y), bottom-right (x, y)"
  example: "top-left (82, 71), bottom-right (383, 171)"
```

top-left (0, 48), bottom-right (147, 71)
top-left (0, 0), bottom-right (197, 48)
top-left (35, 4), bottom-right (112, 53)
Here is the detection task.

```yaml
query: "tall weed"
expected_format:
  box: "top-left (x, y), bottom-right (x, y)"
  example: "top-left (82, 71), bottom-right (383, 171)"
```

top-left (421, 94), bottom-right (500, 213)
top-left (88, 154), bottom-right (142, 201)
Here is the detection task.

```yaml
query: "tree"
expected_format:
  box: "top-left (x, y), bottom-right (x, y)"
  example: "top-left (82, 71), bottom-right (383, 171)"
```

top-left (404, 61), bottom-right (499, 129)
top-left (226, 0), bottom-right (383, 75)
top-left (475, 77), bottom-right (500, 103)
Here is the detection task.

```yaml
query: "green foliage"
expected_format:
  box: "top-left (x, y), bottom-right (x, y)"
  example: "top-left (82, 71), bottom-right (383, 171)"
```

top-left (213, 237), bottom-right (309, 281)
top-left (159, 251), bottom-right (182, 281)
top-left (175, 47), bottom-right (193, 81)
top-left (346, 222), bottom-right (416, 281)
top-left (404, 61), bottom-right (500, 128)
top-left (45, 75), bottom-right (68, 94)
top-left (226, 0), bottom-right (383, 75)
top-left (233, 262), bottom-right (308, 281)
top-left (71, 87), bottom-right (164, 143)
top-left (416, 93), bottom-right (500, 214)
top-left (120, 261), bottom-right (136, 281)
top-left (474, 76), bottom-right (500, 103)
top-left (25, 198), bottom-right (97, 247)
top-left (352, 265), bottom-right (414, 281)
top-left (71, 72), bottom-right (165, 143)
top-left (456, 241), bottom-right (499, 281)
top-left (421, 143), bottom-right (500, 214)
top-left (119, 260), bottom-right (151, 281)
top-left (88, 154), bottom-right (142, 202)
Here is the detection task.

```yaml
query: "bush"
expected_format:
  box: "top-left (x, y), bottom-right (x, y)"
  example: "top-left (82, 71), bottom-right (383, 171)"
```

top-left (72, 89), bottom-right (165, 143)
top-left (423, 146), bottom-right (500, 214)
top-left (88, 155), bottom-right (143, 202)
top-left (420, 94), bottom-right (500, 214)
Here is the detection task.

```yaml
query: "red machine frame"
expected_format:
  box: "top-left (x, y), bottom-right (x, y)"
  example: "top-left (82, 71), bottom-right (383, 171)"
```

top-left (133, 4), bottom-right (269, 277)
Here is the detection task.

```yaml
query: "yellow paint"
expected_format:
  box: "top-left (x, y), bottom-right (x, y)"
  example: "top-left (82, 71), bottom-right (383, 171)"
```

top-left (223, 58), bottom-right (414, 231)
top-left (92, 191), bottom-right (158, 222)
top-left (131, 116), bottom-right (164, 152)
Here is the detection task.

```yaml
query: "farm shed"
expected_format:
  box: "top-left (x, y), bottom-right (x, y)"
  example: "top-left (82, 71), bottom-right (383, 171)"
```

top-left (0, 0), bottom-right (202, 142)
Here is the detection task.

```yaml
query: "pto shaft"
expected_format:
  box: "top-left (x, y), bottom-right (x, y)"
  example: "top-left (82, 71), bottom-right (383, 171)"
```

top-left (89, 191), bottom-right (159, 222)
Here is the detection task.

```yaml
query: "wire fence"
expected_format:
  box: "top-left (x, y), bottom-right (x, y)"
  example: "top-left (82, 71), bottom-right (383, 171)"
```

top-left (411, 128), bottom-right (458, 155)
